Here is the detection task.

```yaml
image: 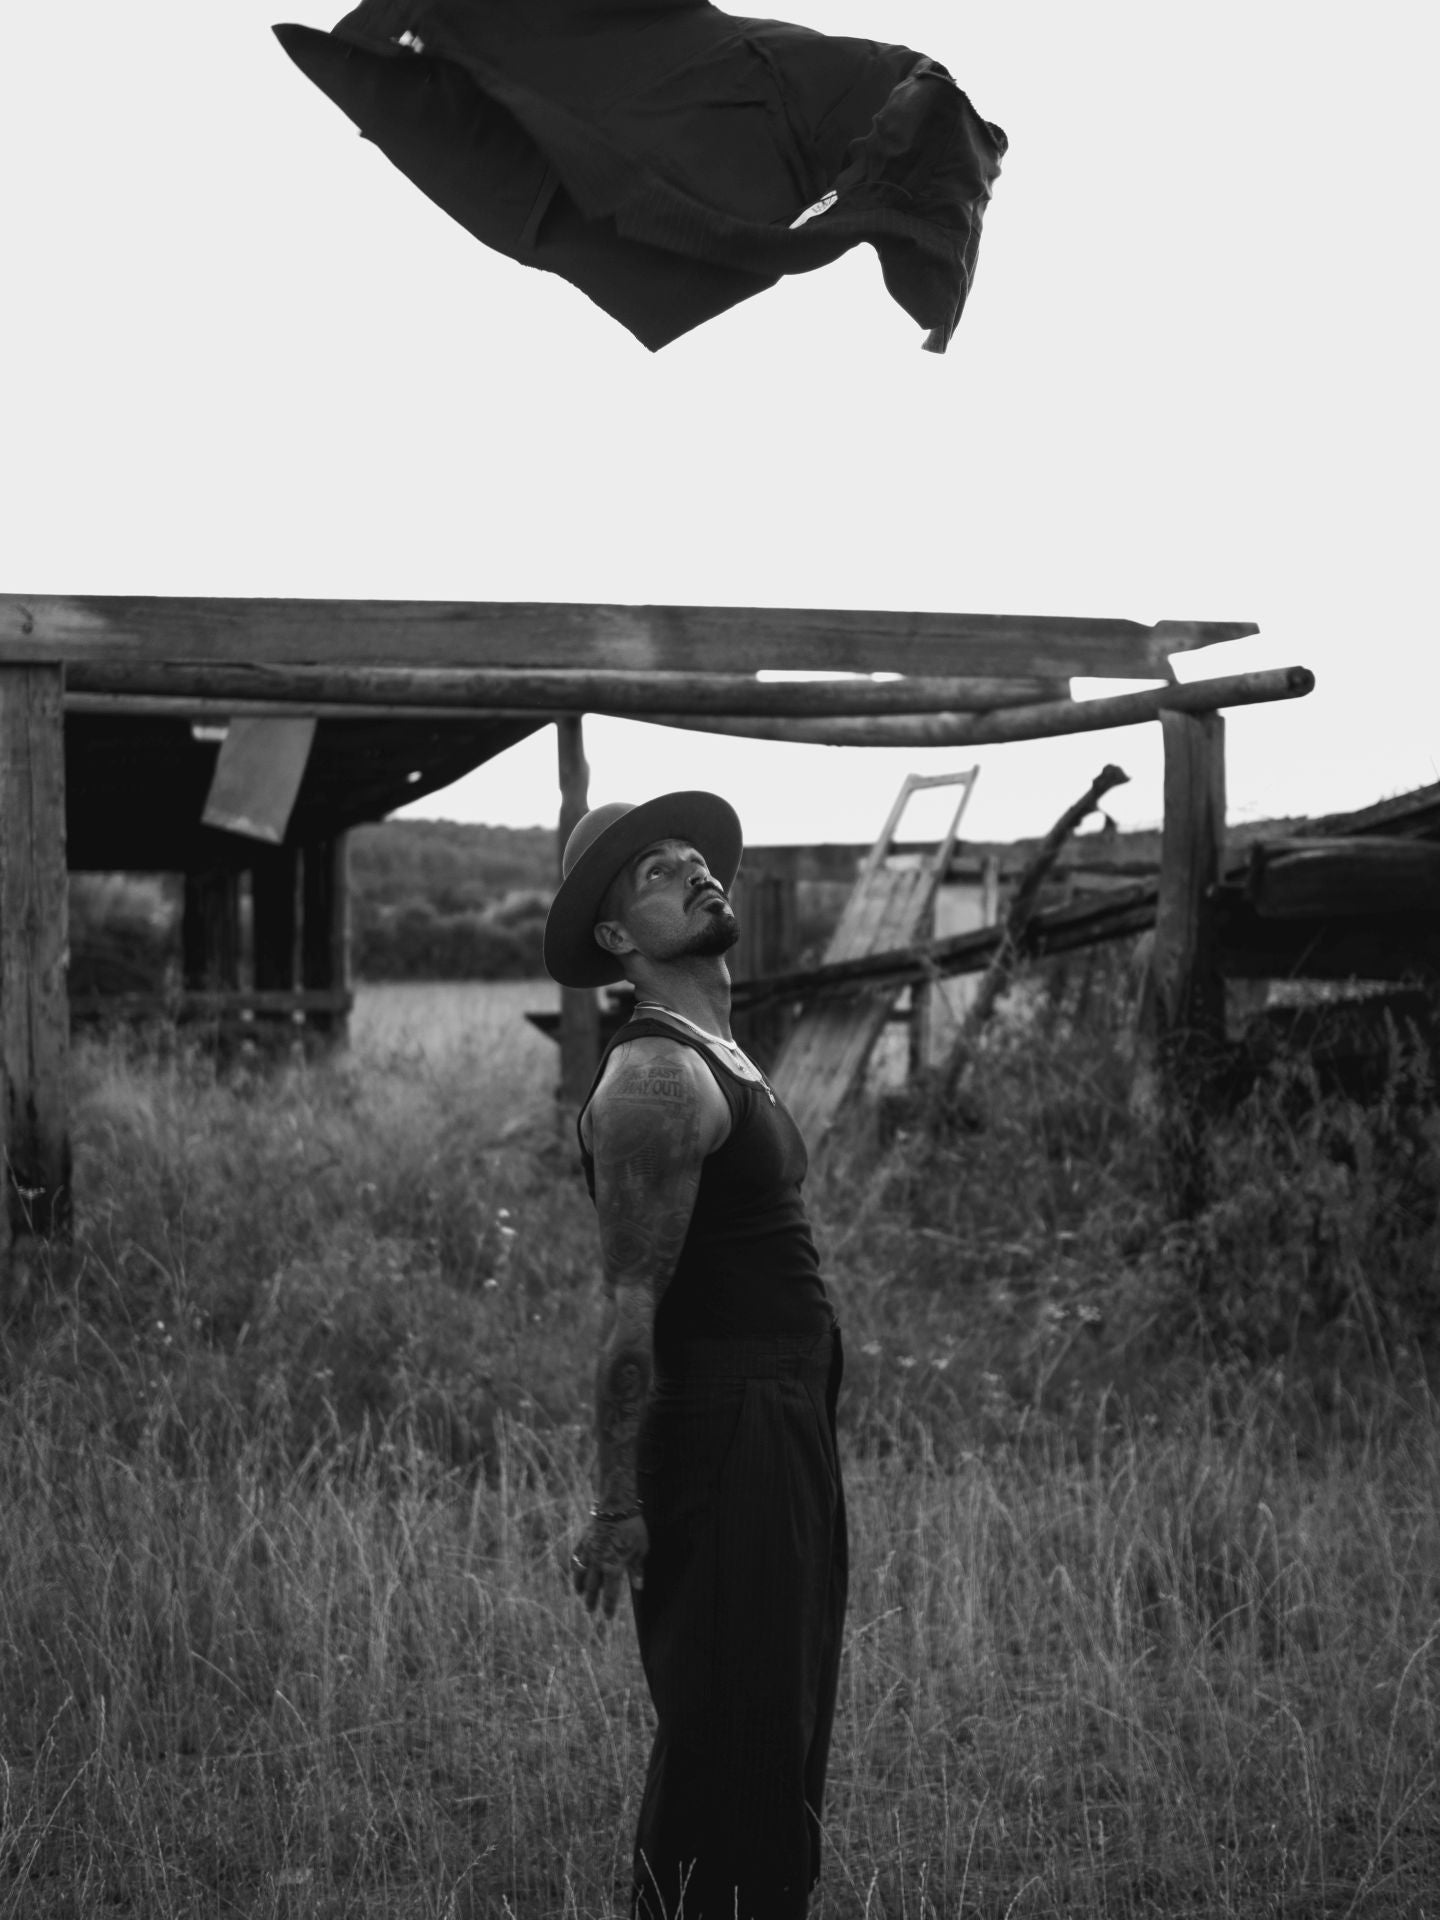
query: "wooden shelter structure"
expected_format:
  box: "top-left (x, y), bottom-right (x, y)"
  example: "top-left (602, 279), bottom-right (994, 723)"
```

top-left (0, 591), bottom-right (1308, 1268)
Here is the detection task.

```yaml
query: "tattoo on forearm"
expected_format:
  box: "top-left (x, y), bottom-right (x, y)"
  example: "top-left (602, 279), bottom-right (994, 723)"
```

top-left (590, 1051), bottom-right (707, 1505)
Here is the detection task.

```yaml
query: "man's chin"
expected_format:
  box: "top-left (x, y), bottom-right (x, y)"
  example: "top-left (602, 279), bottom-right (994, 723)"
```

top-left (687, 910), bottom-right (739, 958)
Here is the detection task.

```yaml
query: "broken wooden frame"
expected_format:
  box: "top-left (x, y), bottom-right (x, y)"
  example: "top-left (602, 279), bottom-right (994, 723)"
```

top-left (0, 592), bottom-right (1294, 1260)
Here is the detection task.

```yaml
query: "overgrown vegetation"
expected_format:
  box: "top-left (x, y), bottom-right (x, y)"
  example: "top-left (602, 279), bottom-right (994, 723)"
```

top-left (2, 979), bottom-right (1439, 1915)
top-left (349, 822), bottom-right (556, 982)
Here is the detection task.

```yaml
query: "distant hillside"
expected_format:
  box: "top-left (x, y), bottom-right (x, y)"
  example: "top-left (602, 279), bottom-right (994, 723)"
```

top-left (350, 820), bottom-right (557, 981)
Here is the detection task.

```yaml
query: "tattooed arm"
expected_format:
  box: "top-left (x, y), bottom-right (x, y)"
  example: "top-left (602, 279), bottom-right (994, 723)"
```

top-left (572, 1037), bottom-right (729, 1618)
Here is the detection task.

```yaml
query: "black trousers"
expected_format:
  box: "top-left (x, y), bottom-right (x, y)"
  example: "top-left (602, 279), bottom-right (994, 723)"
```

top-left (631, 1322), bottom-right (847, 1920)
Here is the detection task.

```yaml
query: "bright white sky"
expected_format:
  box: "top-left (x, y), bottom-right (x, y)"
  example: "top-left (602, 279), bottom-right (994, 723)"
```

top-left (3, 1), bottom-right (1435, 848)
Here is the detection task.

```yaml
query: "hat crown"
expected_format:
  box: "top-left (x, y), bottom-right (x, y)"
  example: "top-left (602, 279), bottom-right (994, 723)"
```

top-left (561, 801), bottom-right (637, 880)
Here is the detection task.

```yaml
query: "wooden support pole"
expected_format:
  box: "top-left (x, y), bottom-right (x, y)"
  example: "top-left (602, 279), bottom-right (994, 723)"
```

top-left (556, 717), bottom-right (601, 1108)
top-left (301, 835), bottom-right (351, 1043)
top-left (66, 661), bottom-right (1072, 718)
top-left (1147, 710), bottom-right (1227, 1217)
top-left (182, 870), bottom-right (241, 992)
top-left (639, 667), bottom-right (1314, 747)
top-left (252, 847), bottom-right (301, 993)
top-left (730, 868), bottom-right (800, 1071)
top-left (0, 666), bottom-right (71, 1258)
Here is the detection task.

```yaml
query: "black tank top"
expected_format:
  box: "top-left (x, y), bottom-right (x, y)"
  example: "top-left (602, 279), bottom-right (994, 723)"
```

top-left (578, 1017), bottom-right (832, 1348)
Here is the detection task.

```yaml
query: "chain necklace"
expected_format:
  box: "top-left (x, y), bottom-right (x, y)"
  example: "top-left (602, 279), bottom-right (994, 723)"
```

top-left (633, 1001), bottom-right (777, 1104)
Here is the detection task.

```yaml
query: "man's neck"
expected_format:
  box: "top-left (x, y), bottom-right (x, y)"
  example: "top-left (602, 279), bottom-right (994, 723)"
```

top-left (627, 956), bottom-right (733, 1039)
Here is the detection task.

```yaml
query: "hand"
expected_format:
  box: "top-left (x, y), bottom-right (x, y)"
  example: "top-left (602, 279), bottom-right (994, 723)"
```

top-left (570, 1511), bottom-right (649, 1619)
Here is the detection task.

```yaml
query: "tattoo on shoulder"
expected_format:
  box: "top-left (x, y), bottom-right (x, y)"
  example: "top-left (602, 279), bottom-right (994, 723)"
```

top-left (607, 1058), bottom-right (692, 1105)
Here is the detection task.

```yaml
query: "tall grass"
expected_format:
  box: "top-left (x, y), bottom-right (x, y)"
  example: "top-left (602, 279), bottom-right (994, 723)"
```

top-left (2, 987), bottom-right (1439, 1915)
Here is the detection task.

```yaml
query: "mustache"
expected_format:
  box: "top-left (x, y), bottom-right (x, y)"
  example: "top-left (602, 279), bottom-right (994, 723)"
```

top-left (689, 880), bottom-right (730, 906)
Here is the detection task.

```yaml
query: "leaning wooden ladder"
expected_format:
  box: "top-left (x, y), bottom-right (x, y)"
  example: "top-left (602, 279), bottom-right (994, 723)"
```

top-left (771, 768), bottom-right (979, 1151)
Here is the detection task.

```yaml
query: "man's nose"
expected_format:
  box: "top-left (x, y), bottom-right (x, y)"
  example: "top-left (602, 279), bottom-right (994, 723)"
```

top-left (686, 863), bottom-right (715, 890)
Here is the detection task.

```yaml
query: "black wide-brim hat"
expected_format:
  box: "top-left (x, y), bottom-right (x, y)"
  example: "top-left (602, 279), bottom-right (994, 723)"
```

top-left (543, 791), bottom-right (743, 989)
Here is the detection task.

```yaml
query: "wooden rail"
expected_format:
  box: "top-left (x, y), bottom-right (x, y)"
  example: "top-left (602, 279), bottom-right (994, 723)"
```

top-left (1, 595), bottom-right (1256, 679)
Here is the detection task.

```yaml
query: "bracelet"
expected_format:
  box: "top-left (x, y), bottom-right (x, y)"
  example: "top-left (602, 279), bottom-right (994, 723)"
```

top-left (590, 1501), bottom-right (642, 1522)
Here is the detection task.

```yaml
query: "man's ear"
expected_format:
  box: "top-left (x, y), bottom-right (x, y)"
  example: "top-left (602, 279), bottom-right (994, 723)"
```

top-left (593, 918), bottom-right (634, 958)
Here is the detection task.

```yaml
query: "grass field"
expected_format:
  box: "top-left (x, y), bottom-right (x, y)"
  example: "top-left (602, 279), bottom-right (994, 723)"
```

top-left (2, 980), bottom-right (1439, 1916)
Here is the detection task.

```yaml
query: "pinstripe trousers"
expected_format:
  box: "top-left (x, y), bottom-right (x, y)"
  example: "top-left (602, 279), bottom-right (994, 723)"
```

top-left (630, 1321), bottom-right (847, 1920)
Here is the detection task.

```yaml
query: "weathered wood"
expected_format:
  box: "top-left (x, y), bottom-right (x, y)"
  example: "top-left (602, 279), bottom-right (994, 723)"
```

top-left (2, 595), bottom-right (1257, 678)
top-left (182, 870), bottom-right (241, 993)
top-left (301, 836), bottom-right (350, 1041)
top-left (202, 716), bottom-right (317, 843)
top-left (71, 988), bottom-right (353, 1020)
top-left (1150, 712), bottom-right (1227, 1053)
top-left (772, 770), bottom-right (977, 1146)
top-left (252, 848), bottom-right (301, 993)
top-left (643, 667), bottom-right (1313, 746)
top-left (67, 662), bottom-right (1073, 718)
top-left (950, 764), bottom-right (1131, 1061)
top-left (556, 717), bottom-right (601, 1106)
top-left (1214, 895), bottom-right (1440, 982)
top-left (728, 867), bottom-right (800, 1070)
top-left (1245, 838), bottom-right (1440, 919)
top-left (0, 666), bottom-right (71, 1250)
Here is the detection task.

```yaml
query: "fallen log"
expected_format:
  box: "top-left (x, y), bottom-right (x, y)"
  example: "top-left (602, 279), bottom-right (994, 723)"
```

top-left (640, 666), bottom-right (1314, 746)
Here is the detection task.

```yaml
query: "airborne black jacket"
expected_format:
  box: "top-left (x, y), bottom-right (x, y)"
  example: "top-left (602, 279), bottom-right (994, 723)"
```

top-left (274, 0), bottom-right (1006, 351)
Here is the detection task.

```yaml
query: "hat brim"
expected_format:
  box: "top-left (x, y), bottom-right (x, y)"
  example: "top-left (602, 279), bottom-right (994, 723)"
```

top-left (543, 791), bottom-right (744, 989)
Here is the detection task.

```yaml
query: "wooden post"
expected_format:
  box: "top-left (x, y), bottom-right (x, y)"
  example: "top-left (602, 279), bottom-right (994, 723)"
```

top-left (252, 848), bottom-right (300, 990)
top-left (0, 666), bottom-right (72, 1259)
top-left (182, 870), bottom-right (241, 991)
top-left (252, 847), bottom-right (301, 1041)
top-left (301, 835), bottom-right (351, 1043)
top-left (557, 717), bottom-right (601, 1107)
top-left (1148, 710), bottom-right (1227, 1215)
top-left (731, 868), bottom-right (799, 1071)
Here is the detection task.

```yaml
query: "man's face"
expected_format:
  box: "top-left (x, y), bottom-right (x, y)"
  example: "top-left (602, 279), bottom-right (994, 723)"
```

top-left (595, 837), bottom-right (739, 966)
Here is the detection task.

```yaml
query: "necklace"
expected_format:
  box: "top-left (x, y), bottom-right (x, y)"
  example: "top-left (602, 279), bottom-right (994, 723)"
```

top-left (633, 1001), bottom-right (777, 1104)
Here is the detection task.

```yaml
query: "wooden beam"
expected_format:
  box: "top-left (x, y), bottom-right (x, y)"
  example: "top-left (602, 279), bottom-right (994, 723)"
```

top-left (1244, 838), bottom-right (1440, 919)
top-left (182, 870), bottom-right (241, 993)
top-left (642, 668), bottom-right (1313, 746)
top-left (72, 988), bottom-right (353, 1020)
top-left (64, 663), bottom-right (1072, 717)
top-left (556, 717), bottom-right (601, 1106)
top-left (252, 848), bottom-right (301, 993)
top-left (301, 836), bottom-right (350, 1042)
top-left (2, 594), bottom-right (1257, 679)
top-left (1146, 710), bottom-right (1227, 1217)
top-left (1214, 896), bottom-right (1440, 983)
top-left (0, 666), bottom-right (71, 1252)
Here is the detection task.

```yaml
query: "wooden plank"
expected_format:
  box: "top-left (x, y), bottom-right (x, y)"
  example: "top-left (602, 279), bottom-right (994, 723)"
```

top-left (1214, 896), bottom-right (1440, 982)
top-left (71, 988), bottom-right (353, 1020)
top-left (301, 836), bottom-right (350, 1041)
top-left (67, 662), bottom-right (1073, 717)
top-left (643, 667), bottom-right (1313, 746)
top-left (556, 717), bottom-right (601, 1106)
top-left (182, 870), bottom-right (241, 993)
top-left (1150, 711), bottom-right (1227, 1053)
top-left (201, 716), bottom-right (317, 843)
top-left (0, 665), bottom-right (71, 1250)
top-left (773, 770), bottom-right (977, 1146)
top-left (776, 868), bottom-right (929, 1147)
top-left (2, 594), bottom-right (1256, 679)
top-left (728, 868), bottom-right (800, 1071)
top-left (1245, 838), bottom-right (1440, 919)
top-left (252, 848), bottom-right (301, 992)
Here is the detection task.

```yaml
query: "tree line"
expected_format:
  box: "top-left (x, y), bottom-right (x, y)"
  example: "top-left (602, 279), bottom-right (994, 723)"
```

top-left (68, 820), bottom-right (561, 991)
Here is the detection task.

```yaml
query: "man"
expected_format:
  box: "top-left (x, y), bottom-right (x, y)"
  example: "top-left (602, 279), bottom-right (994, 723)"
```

top-left (544, 790), bottom-right (847, 1920)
